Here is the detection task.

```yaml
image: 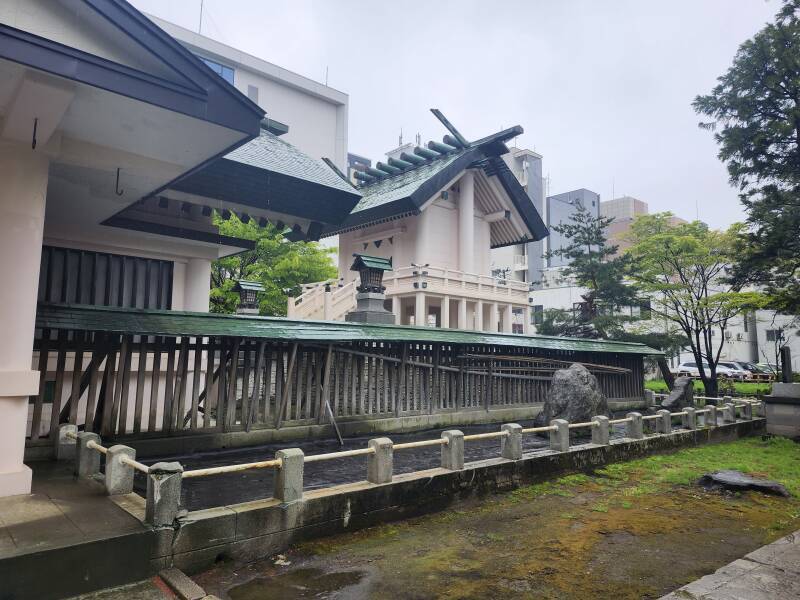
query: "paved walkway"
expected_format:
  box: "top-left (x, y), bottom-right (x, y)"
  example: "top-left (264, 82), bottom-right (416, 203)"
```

top-left (0, 462), bottom-right (152, 599)
top-left (661, 529), bottom-right (800, 599)
top-left (0, 461), bottom-right (145, 557)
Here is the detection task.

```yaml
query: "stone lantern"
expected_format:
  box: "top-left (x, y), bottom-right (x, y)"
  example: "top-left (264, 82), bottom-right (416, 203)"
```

top-left (233, 280), bottom-right (264, 314)
top-left (345, 254), bottom-right (394, 324)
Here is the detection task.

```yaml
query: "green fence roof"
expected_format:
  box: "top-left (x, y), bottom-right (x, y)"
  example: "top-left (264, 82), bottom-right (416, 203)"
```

top-left (36, 304), bottom-right (662, 356)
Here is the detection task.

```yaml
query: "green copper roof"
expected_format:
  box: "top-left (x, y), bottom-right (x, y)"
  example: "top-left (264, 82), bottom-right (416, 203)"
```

top-left (36, 304), bottom-right (662, 356)
top-left (235, 280), bottom-right (265, 292)
top-left (351, 254), bottom-right (393, 271)
top-left (350, 150), bottom-right (465, 215)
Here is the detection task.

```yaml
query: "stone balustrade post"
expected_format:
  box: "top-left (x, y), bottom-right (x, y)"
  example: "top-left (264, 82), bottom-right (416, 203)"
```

top-left (591, 415), bottom-right (610, 445)
top-left (55, 423), bottom-right (77, 461)
top-left (627, 412), bottom-right (644, 439)
top-left (723, 402), bottom-right (736, 424)
top-left (441, 430), bottom-right (464, 470)
top-left (742, 402), bottom-right (753, 420)
top-left (644, 389), bottom-right (656, 408)
top-left (682, 407), bottom-right (697, 430)
top-left (549, 419), bottom-right (569, 452)
top-left (145, 462), bottom-right (183, 527)
top-left (705, 405), bottom-right (717, 428)
top-left (76, 432), bottom-right (101, 479)
top-left (500, 423), bottom-right (523, 460)
top-left (275, 448), bottom-right (304, 503)
top-left (367, 437), bottom-right (393, 484)
top-left (657, 409), bottom-right (672, 434)
top-left (105, 445), bottom-right (136, 495)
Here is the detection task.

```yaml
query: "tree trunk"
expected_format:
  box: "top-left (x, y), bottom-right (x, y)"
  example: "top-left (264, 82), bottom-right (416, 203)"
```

top-left (658, 358), bottom-right (675, 390)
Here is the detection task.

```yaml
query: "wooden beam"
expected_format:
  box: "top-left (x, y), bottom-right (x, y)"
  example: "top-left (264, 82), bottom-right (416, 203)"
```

top-left (275, 343), bottom-right (298, 429)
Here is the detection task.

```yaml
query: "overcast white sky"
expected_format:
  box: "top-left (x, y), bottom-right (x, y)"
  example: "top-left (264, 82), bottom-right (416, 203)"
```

top-left (132, 0), bottom-right (778, 229)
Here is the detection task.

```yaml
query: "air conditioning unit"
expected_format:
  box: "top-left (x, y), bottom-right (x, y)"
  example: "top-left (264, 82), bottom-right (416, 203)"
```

top-left (736, 333), bottom-right (743, 341)
top-left (724, 330), bottom-right (732, 340)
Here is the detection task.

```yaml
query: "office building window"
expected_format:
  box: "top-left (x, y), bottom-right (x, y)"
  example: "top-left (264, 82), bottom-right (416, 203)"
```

top-left (532, 304), bottom-right (544, 325)
top-left (198, 56), bottom-right (234, 84)
top-left (247, 85), bottom-right (259, 104)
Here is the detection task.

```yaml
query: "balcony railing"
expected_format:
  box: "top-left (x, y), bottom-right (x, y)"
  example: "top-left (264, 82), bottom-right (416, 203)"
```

top-left (383, 266), bottom-right (530, 302)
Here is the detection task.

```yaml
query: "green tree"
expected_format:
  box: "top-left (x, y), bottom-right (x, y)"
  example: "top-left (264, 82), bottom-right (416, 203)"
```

top-left (626, 213), bottom-right (765, 397)
top-left (210, 215), bottom-right (338, 316)
top-left (693, 0), bottom-right (800, 314)
top-left (544, 207), bottom-right (640, 338)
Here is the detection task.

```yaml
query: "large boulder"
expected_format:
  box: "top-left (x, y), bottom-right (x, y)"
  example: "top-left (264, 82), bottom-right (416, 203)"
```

top-left (661, 376), bottom-right (694, 411)
top-left (534, 363), bottom-right (610, 426)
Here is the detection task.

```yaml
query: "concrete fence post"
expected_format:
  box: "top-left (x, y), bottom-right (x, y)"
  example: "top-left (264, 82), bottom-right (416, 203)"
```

top-left (723, 395), bottom-right (733, 410)
top-left (644, 389), bottom-right (656, 408)
top-left (723, 402), bottom-right (736, 424)
top-left (55, 423), bottom-right (77, 461)
top-left (742, 402), bottom-right (753, 420)
top-left (682, 407), bottom-right (697, 430)
top-left (145, 462), bottom-right (183, 527)
top-left (657, 409), bottom-right (672, 434)
top-left (549, 419), bottom-right (569, 452)
top-left (705, 405), bottom-right (717, 428)
top-left (756, 401), bottom-right (765, 418)
top-left (367, 437), bottom-right (393, 484)
top-left (627, 412), bottom-right (644, 439)
top-left (441, 430), bottom-right (464, 470)
top-left (500, 423), bottom-right (523, 460)
top-left (105, 445), bottom-right (136, 495)
top-left (76, 432), bottom-right (101, 478)
top-left (275, 448), bottom-right (304, 503)
top-left (591, 415), bottom-right (610, 445)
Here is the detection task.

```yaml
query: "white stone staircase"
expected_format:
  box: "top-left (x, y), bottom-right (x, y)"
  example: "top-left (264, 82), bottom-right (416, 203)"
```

top-left (287, 279), bottom-right (357, 321)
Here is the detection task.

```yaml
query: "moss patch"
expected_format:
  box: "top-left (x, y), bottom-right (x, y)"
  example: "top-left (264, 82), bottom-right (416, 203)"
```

top-left (203, 437), bottom-right (800, 600)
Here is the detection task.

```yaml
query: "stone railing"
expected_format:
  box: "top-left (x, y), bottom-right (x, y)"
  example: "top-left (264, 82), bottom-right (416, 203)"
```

top-left (57, 398), bottom-right (763, 527)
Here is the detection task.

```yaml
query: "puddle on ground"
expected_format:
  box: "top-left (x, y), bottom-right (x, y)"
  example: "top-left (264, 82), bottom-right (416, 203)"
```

top-left (228, 567), bottom-right (366, 600)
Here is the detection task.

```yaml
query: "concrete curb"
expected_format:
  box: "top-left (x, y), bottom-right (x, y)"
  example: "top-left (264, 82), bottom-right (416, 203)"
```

top-left (158, 568), bottom-right (207, 600)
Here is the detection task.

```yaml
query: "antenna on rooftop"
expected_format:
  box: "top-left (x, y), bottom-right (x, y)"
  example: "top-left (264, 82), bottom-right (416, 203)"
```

top-left (325, 66), bottom-right (329, 86)
top-left (198, 0), bottom-right (204, 34)
top-left (416, 133), bottom-right (421, 146)
top-left (399, 128), bottom-right (403, 146)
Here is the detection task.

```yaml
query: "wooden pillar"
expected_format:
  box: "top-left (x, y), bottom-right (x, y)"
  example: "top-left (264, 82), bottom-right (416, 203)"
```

top-left (503, 304), bottom-right (513, 333)
top-left (458, 299), bottom-right (468, 330)
top-left (441, 296), bottom-right (450, 329)
top-left (415, 292), bottom-right (426, 327)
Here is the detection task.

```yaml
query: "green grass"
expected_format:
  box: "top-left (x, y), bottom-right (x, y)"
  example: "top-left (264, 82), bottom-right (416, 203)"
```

top-left (645, 379), bottom-right (772, 396)
top-left (596, 437), bottom-right (800, 496)
top-left (514, 437), bottom-right (800, 500)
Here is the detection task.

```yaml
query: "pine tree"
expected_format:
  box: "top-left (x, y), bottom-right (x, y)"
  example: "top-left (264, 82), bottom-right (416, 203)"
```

top-left (544, 207), bottom-right (640, 338)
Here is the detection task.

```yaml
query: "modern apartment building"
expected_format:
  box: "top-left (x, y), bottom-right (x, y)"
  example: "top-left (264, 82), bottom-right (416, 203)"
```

top-left (148, 15), bottom-right (349, 172)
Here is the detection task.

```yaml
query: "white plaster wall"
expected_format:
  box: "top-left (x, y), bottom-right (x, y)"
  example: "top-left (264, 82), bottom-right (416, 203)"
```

top-left (233, 68), bottom-right (341, 167)
top-left (337, 215), bottom-right (419, 281)
top-left (337, 197), bottom-right (502, 280)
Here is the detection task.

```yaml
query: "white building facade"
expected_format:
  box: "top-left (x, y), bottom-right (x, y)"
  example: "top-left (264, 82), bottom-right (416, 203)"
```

top-left (289, 121), bottom-right (549, 333)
